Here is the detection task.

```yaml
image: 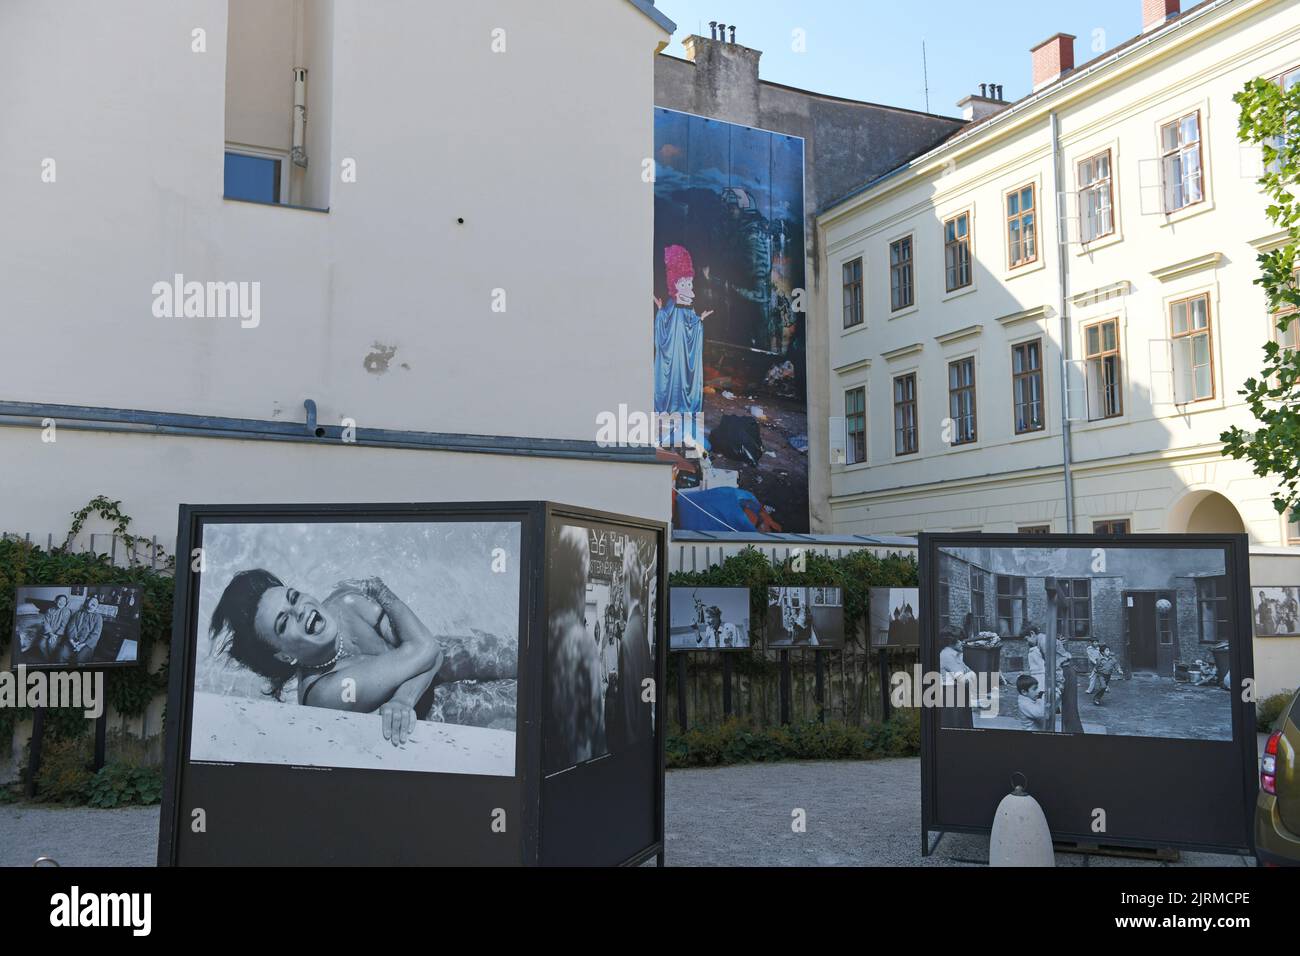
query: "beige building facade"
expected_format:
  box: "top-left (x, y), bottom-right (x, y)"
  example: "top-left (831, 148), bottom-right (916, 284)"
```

top-left (819, 0), bottom-right (1300, 546)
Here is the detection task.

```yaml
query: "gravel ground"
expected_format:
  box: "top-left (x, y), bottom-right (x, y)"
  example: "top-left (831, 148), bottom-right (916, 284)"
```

top-left (0, 757), bottom-right (1256, 867)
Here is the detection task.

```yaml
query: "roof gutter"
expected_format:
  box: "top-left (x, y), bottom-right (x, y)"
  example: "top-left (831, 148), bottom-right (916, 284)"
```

top-left (817, 0), bottom-right (1242, 219)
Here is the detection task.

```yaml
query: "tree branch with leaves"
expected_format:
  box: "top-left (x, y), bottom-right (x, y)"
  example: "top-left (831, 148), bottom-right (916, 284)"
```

top-left (1221, 76), bottom-right (1300, 529)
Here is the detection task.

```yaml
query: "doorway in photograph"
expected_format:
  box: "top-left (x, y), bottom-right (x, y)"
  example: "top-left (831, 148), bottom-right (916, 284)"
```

top-left (1123, 590), bottom-right (1175, 675)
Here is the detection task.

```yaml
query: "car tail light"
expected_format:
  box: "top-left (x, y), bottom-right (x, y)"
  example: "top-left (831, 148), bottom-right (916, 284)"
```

top-left (1262, 731), bottom-right (1281, 796)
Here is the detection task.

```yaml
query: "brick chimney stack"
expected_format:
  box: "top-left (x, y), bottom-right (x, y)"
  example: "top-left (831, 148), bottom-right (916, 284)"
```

top-left (1143, 0), bottom-right (1181, 33)
top-left (1031, 33), bottom-right (1076, 92)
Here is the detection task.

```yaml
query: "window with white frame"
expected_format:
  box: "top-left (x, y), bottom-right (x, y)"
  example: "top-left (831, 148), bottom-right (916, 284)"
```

top-left (1011, 339), bottom-right (1044, 433)
top-left (890, 236), bottom-right (914, 311)
top-left (944, 212), bottom-right (972, 292)
top-left (1084, 318), bottom-right (1123, 419)
top-left (1170, 294), bottom-right (1214, 403)
top-left (948, 357), bottom-right (977, 445)
top-left (843, 258), bottom-right (864, 329)
top-left (1078, 151), bottom-right (1114, 242)
top-left (1006, 184), bottom-right (1037, 268)
top-left (1160, 112), bottom-right (1204, 212)
top-left (845, 386), bottom-right (867, 465)
top-left (893, 372), bottom-right (918, 455)
top-left (1269, 67), bottom-right (1300, 172)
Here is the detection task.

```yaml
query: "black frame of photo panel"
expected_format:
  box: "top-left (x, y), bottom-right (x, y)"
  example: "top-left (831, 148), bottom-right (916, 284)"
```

top-left (10, 583), bottom-right (147, 671)
top-left (919, 532), bottom-right (1258, 857)
top-left (157, 500), bottom-right (667, 867)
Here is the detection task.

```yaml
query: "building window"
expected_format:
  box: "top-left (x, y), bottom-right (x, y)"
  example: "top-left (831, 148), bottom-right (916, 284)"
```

top-left (845, 387), bottom-right (867, 465)
top-left (1006, 184), bottom-right (1037, 267)
top-left (842, 258), bottom-right (864, 329)
top-left (1160, 112), bottom-right (1204, 212)
top-left (1197, 577), bottom-right (1230, 643)
top-left (224, 150), bottom-right (283, 204)
top-left (1288, 512), bottom-right (1300, 546)
top-left (893, 373), bottom-right (918, 456)
top-left (997, 575), bottom-right (1027, 635)
top-left (1084, 319), bottom-right (1123, 420)
top-left (1274, 270), bottom-right (1299, 353)
top-left (948, 357), bottom-right (977, 445)
top-left (1056, 579), bottom-right (1091, 639)
top-left (1011, 339), bottom-right (1044, 434)
top-left (1093, 519), bottom-right (1130, 534)
top-left (890, 236), bottom-right (914, 311)
top-left (1170, 293), bottom-right (1214, 403)
top-left (944, 212), bottom-right (972, 292)
top-left (971, 571), bottom-right (988, 631)
top-left (1019, 525), bottom-right (1051, 534)
top-left (1269, 68), bottom-right (1300, 171)
top-left (1078, 150), bottom-right (1114, 243)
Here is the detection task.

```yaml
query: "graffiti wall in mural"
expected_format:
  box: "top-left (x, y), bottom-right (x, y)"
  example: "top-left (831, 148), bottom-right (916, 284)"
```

top-left (653, 107), bottom-right (808, 534)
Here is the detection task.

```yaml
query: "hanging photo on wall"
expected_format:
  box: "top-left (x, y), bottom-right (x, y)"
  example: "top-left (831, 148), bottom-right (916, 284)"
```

top-left (543, 520), bottom-right (659, 773)
top-left (869, 586), bottom-right (919, 648)
top-left (188, 518), bottom-right (522, 776)
top-left (765, 586), bottom-right (844, 648)
top-left (1252, 586), bottom-right (1300, 637)
top-left (10, 584), bottom-right (144, 668)
top-left (669, 586), bottom-right (751, 650)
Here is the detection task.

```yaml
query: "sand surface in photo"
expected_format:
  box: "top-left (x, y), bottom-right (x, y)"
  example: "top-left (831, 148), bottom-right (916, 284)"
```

top-left (188, 692), bottom-right (515, 776)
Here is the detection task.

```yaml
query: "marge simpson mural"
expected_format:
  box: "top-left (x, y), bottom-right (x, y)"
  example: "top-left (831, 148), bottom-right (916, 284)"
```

top-left (653, 108), bottom-right (808, 534)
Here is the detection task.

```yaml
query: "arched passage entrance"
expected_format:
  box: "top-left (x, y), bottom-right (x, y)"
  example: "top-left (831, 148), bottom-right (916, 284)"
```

top-left (1167, 489), bottom-right (1247, 535)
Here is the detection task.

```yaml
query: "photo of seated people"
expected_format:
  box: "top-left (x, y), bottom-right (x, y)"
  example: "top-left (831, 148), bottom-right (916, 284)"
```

top-left (11, 585), bottom-right (143, 667)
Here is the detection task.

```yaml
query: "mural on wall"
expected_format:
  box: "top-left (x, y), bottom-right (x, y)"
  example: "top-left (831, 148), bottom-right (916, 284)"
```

top-left (654, 108), bottom-right (808, 534)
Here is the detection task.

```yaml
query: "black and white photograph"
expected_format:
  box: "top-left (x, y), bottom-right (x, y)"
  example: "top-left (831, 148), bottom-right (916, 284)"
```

top-left (670, 586), bottom-right (751, 650)
top-left (544, 521), bottom-right (659, 772)
top-left (870, 587), bottom-right (919, 648)
top-left (935, 544), bottom-right (1235, 741)
top-left (1253, 586), bottom-right (1300, 637)
top-left (11, 585), bottom-right (143, 668)
top-left (188, 519), bottom-right (523, 776)
top-left (765, 586), bottom-right (845, 648)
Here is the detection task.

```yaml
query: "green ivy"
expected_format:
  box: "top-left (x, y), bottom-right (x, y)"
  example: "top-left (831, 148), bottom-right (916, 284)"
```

top-left (1, 499), bottom-right (174, 752)
top-left (666, 711), bottom-right (921, 768)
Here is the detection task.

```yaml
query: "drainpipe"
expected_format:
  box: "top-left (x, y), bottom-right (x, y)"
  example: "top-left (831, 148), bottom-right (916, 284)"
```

top-left (1051, 111), bottom-right (1077, 533)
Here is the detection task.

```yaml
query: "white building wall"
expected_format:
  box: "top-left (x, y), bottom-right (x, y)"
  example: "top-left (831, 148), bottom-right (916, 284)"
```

top-left (0, 0), bottom-right (673, 540)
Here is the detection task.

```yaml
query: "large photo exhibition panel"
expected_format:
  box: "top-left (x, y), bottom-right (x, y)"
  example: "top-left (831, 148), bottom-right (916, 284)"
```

top-left (167, 508), bottom-right (532, 866)
top-left (540, 514), bottom-right (663, 865)
top-left (922, 534), bottom-right (1255, 853)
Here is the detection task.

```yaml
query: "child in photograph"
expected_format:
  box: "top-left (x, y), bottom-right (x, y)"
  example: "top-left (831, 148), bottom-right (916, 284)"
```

top-left (1016, 674), bottom-right (1049, 731)
top-left (1091, 644), bottom-right (1121, 704)
top-left (1084, 639), bottom-right (1102, 695)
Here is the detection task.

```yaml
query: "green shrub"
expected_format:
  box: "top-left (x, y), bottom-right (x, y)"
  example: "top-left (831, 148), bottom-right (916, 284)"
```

top-left (1258, 690), bottom-right (1297, 732)
top-left (31, 735), bottom-right (94, 803)
top-left (665, 713), bottom-right (921, 769)
top-left (85, 763), bottom-right (162, 808)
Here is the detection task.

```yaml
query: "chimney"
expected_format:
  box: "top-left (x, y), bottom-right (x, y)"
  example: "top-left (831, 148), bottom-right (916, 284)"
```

top-left (680, 31), bottom-right (763, 125)
top-left (1031, 33), bottom-right (1076, 92)
top-left (1143, 0), bottom-right (1180, 33)
top-left (957, 84), bottom-right (1009, 123)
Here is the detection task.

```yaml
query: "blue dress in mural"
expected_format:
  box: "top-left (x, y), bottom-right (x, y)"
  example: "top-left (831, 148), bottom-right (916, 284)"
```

top-left (654, 301), bottom-right (704, 442)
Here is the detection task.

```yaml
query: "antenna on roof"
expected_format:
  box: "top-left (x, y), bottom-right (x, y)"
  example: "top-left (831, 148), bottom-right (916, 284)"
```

top-left (922, 41), bottom-right (931, 113)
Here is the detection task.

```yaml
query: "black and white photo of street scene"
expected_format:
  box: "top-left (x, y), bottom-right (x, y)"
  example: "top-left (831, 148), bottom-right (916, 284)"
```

top-left (870, 587), bottom-right (919, 648)
top-left (670, 586), bottom-right (751, 650)
top-left (935, 544), bottom-right (1234, 741)
top-left (766, 587), bottom-right (845, 648)
top-left (11, 585), bottom-right (143, 668)
top-left (544, 522), bottom-right (659, 772)
top-left (1253, 586), bottom-right (1300, 636)
top-left (189, 520), bottom-right (522, 776)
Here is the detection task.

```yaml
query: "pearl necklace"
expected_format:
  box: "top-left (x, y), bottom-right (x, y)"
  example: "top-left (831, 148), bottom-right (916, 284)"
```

top-left (302, 634), bottom-right (350, 671)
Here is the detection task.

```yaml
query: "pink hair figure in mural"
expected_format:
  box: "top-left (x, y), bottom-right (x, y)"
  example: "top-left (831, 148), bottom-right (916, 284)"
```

top-left (653, 245), bottom-right (712, 447)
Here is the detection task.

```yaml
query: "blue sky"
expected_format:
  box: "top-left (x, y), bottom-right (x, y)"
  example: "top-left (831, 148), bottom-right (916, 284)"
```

top-left (656, 0), bottom-right (1161, 117)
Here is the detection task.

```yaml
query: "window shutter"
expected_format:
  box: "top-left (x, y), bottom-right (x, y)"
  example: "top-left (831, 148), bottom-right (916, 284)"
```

top-left (1057, 190), bottom-right (1080, 246)
top-left (1063, 359), bottom-right (1088, 421)
top-left (1137, 158), bottom-right (1166, 216)
top-left (829, 416), bottom-right (847, 465)
top-left (1149, 338), bottom-right (1175, 408)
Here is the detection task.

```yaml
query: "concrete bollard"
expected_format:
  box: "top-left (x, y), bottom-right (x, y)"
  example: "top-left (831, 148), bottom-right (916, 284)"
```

top-left (989, 777), bottom-right (1055, 867)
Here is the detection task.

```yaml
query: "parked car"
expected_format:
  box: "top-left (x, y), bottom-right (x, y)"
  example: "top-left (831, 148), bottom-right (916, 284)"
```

top-left (1256, 687), bottom-right (1300, 866)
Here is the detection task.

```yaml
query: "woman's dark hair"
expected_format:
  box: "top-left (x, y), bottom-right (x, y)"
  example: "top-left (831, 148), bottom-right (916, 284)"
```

top-left (211, 569), bottom-right (294, 699)
top-left (1016, 674), bottom-right (1038, 695)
